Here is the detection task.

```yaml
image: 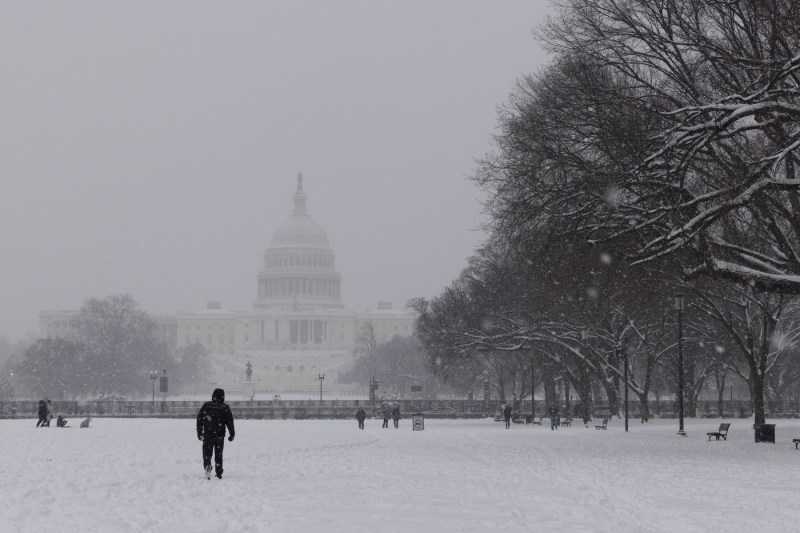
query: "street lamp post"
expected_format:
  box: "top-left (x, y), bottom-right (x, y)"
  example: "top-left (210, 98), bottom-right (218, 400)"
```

top-left (150, 370), bottom-right (158, 406)
top-left (318, 373), bottom-right (325, 402)
top-left (580, 329), bottom-right (589, 426)
top-left (675, 293), bottom-right (687, 436)
top-left (370, 376), bottom-right (379, 416)
top-left (530, 355), bottom-right (535, 420)
top-left (617, 342), bottom-right (628, 432)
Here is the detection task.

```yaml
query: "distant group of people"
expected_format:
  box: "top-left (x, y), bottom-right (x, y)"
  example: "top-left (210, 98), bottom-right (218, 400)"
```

top-left (354, 403), bottom-right (401, 430)
top-left (499, 403), bottom-right (567, 430)
top-left (36, 398), bottom-right (53, 427)
top-left (35, 398), bottom-right (91, 429)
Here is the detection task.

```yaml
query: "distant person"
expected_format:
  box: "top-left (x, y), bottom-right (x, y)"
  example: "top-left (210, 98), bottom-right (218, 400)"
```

top-left (356, 407), bottom-right (366, 430)
top-left (381, 404), bottom-right (391, 429)
top-left (36, 398), bottom-right (48, 428)
top-left (391, 404), bottom-right (401, 429)
top-left (549, 405), bottom-right (559, 431)
top-left (197, 388), bottom-right (235, 480)
top-left (503, 404), bottom-right (512, 429)
top-left (79, 416), bottom-right (92, 428)
top-left (45, 400), bottom-right (54, 427)
top-left (56, 415), bottom-right (68, 428)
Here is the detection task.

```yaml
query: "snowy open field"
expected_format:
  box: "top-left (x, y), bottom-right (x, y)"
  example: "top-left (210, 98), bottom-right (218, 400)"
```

top-left (4, 416), bottom-right (800, 533)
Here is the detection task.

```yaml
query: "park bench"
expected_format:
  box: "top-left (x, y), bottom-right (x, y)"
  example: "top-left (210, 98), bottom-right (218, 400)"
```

top-left (793, 438), bottom-right (800, 449)
top-left (561, 418), bottom-right (572, 427)
top-left (594, 418), bottom-right (608, 430)
top-left (531, 416), bottom-right (543, 425)
top-left (707, 422), bottom-right (731, 441)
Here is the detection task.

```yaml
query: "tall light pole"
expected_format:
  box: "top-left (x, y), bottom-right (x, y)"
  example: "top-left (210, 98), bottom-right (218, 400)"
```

top-left (580, 329), bottom-right (589, 426)
top-left (675, 293), bottom-right (687, 436)
top-left (617, 342), bottom-right (628, 432)
top-left (318, 373), bottom-right (325, 402)
top-left (530, 354), bottom-right (535, 420)
top-left (150, 370), bottom-right (158, 406)
top-left (370, 376), bottom-right (379, 416)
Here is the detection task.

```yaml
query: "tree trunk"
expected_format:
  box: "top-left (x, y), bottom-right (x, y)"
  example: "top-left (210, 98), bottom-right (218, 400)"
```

top-left (714, 373), bottom-right (726, 419)
top-left (577, 366), bottom-right (592, 423)
top-left (686, 360), bottom-right (697, 417)
top-left (752, 372), bottom-right (766, 425)
top-left (542, 363), bottom-right (557, 413)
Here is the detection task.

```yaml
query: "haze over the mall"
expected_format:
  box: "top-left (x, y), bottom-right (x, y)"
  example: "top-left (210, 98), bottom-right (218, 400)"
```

top-left (0, 1), bottom-right (552, 341)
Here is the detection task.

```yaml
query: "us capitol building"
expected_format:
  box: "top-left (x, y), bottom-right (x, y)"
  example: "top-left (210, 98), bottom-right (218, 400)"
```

top-left (40, 175), bottom-right (415, 398)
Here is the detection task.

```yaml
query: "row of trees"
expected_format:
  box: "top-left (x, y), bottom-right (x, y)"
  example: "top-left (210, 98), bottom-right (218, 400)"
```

top-left (414, 0), bottom-right (800, 424)
top-left (3, 294), bottom-right (210, 400)
top-left (340, 321), bottom-right (450, 400)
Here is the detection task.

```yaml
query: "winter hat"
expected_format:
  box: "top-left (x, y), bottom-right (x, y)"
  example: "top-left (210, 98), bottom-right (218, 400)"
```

top-left (212, 388), bottom-right (225, 403)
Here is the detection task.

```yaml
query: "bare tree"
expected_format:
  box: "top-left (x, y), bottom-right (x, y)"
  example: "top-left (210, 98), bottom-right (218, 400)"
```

top-left (71, 294), bottom-right (170, 396)
top-left (479, 0), bottom-right (800, 293)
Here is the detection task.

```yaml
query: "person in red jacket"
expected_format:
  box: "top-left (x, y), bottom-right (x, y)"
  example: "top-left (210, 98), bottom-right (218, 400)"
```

top-left (196, 388), bottom-right (235, 480)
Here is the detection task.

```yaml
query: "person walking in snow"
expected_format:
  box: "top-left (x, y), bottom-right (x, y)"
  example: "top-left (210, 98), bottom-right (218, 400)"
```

top-left (36, 398), bottom-right (48, 428)
top-left (381, 403), bottom-right (391, 428)
top-left (549, 405), bottom-right (560, 430)
top-left (45, 399), bottom-right (54, 427)
top-left (356, 407), bottom-right (366, 430)
top-left (196, 388), bottom-right (236, 480)
top-left (391, 404), bottom-right (401, 429)
top-left (503, 404), bottom-right (513, 429)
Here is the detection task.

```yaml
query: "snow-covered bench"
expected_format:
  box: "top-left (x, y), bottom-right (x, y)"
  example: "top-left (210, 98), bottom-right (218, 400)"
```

top-left (594, 418), bottom-right (608, 430)
top-left (792, 438), bottom-right (800, 449)
top-left (707, 423), bottom-right (730, 441)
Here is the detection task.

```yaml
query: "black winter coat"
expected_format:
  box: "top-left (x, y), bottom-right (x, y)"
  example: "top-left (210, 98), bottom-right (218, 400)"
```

top-left (196, 388), bottom-right (235, 442)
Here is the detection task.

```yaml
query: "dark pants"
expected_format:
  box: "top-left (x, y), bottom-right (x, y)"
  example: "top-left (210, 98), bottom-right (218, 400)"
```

top-left (358, 419), bottom-right (364, 429)
top-left (393, 418), bottom-right (399, 428)
top-left (382, 418), bottom-right (389, 428)
top-left (202, 439), bottom-right (225, 476)
top-left (504, 417), bottom-right (511, 429)
top-left (36, 416), bottom-right (46, 428)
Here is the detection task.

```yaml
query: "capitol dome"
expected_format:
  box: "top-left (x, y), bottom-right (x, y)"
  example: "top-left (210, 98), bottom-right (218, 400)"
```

top-left (269, 215), bottom-right (330, 248)
top-left (254, 174), bottom-right (343, 310)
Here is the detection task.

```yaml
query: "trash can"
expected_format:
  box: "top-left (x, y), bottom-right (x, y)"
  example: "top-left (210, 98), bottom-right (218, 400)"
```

top-left (754, 423), bottom-right (776, 443)
top-left (412, 413), bottom-right (424, 431)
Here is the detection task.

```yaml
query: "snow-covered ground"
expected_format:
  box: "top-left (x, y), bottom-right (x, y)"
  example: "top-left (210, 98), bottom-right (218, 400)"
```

top-left (4, 416), bottom-right (800, 533)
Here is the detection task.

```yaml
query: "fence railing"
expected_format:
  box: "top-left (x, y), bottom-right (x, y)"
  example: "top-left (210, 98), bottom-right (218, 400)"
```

top-left (3, 398), bottom-right (796, 420)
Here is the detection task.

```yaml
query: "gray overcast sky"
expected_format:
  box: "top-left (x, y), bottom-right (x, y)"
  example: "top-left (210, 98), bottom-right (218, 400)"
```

top-left (0, 1), bottom-right (553, 341)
